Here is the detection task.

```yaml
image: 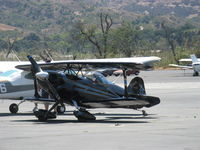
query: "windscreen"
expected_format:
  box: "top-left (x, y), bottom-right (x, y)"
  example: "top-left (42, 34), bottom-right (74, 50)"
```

top-left (0, 70), bottom-right (20, 77)
top-left (86, 72), bottom-right (112, 84)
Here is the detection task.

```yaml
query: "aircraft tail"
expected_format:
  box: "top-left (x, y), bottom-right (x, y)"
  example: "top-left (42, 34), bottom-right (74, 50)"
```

top-left (128, 77), bottom-right (146, 95)
top-left (190, 54), bottom-right (198, 63)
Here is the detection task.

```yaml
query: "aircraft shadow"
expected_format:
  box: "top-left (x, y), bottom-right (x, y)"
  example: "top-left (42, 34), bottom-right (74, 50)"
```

top-left (3, 110), bottom-right (158, 124)
top-left (13, 118), bottom-right (149, 124)
top-left (12, 113), bottom-right (158, 124)
top-left (0, 111), bottom-right (74, 117)
top-left (0, 112), bottom-right (34, 117)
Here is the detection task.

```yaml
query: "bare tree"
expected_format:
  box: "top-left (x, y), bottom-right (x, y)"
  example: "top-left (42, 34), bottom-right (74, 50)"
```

top-left (100, 13), bottom-right (113, 58)
top-left (161, 22), bottom-right (179, 63)
top-left (6, 38), bottom-right (16, 58)
top-left (78, 13), bottom-right (113, 58)
top-left (39, 49), bottom-right (54, 62)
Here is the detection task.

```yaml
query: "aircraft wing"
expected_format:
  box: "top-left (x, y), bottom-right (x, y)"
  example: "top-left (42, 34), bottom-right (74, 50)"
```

top-left (169, 64), bottom-right (193, 69)
top-left (179, 58), bottom-right (200, 62)
top-left (15, 56), bottom-right (161, 71)
top-left (179, 59), bottom-right (192, 62)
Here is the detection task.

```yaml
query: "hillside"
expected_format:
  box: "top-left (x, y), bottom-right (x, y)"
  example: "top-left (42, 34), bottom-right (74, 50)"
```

top-left (0, 0), bottom-right (199, 60)
top-left (0, 0), bottom-right (199, 34)
top-left (0, 23), bottom-right (17, 31)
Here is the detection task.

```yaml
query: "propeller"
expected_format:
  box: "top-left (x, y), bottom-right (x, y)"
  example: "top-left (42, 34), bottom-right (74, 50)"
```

top-left (27, 55), bottom-right (61, 103)
top-left (27, 55), bottom-right (42, 98)
top-left (27, 55), bottom-right (50, 98)
top-left (27, 55), bottom-right (42, 74)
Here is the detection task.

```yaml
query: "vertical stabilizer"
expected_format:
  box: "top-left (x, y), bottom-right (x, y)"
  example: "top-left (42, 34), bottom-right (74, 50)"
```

top-left (190, 54), bottom-right (198, 63)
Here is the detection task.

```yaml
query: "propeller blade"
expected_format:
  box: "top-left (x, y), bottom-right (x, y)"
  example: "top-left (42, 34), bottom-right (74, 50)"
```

top-left (27, 55), bottom-right (61, 101)
top-left (27, 55), bottom-right (42, 74)
top-left (27, 55), bottom-right (43, 98)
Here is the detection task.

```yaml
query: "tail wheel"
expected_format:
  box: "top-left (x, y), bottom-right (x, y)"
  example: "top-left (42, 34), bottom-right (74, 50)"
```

top-left (142, 110), bottom-right (148, 116)
top-left (9, 103), bottom-right (19, 114)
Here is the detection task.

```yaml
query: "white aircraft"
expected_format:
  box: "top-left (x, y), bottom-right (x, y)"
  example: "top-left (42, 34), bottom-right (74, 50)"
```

top-left (169, 54), bottom-right (200, 76)
top-left (0, 56), bottom-right (161, 114)
top-left (0, 61), bottom-right (24, 73)
top-left (0, 62), bottom-right (35, 113)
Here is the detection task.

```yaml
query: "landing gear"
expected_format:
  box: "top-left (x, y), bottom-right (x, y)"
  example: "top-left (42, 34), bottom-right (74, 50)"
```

top-left (72, 100), bottom-right (96, 122)
top-left (57, 105), bottom-right (66, 114)
top-left (9, 103), bottom-right (18, 114)
top-left (34, 109), bottom-right (57, 121)
top-left (9, 100), bottom-right (26, 114)
top-left (134, 109), bottom-right (148, 116)
top-left (32, 103), bottom-right (38, 112)
top-left (193, 71), bottom-right (199, 76)
top-left (73, 109), bottom-right (96, 122)
top-left (142, 110), bottom-right (148, 116)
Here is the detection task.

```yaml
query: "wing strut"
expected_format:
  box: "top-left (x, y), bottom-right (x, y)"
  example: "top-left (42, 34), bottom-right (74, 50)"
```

top-left (123, 69), bottom-right (128, 98)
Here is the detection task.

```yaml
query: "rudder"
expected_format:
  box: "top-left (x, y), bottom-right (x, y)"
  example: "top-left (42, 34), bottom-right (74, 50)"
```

top-left (190, 54), bottom-right (198, 63)
top-left (128, 77), bottom-right (146, 95)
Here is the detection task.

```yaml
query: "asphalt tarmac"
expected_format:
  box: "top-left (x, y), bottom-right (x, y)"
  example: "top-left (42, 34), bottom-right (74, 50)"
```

top-left (0, 70), bottom-right (200, 150)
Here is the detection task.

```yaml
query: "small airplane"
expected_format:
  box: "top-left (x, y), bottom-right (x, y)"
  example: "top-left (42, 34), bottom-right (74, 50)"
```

top-left (0, 61), bottom-right (66, 114)
top-left (15, 55), bottom-right (161, 121)
top-left (0, 61), bottom-right (25, 73)
top-left (169, 54), bottom-right (200, 76)
top-left (0, 59), bottom-right (141, 114)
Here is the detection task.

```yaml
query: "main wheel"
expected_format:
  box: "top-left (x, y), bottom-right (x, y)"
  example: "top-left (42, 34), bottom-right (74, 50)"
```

top-left (193, 71), bottom-right (199, 76)
top-left (34, 109), bottom-right (57, 121)
top-left (73, 110), bottom-right (96, 122)
top-left (9, 103), bottom-right (19, 114)
top-left (57, 105), bottom-right (66, 114)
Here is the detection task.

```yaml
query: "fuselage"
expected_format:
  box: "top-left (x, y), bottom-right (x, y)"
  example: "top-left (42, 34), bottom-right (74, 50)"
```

top-left (45, 71), bottom-right (124, 101)
top-left (192, 62), bottom-right (200, 72)
top-left (41, 71), bottom-right (159, 109)
top-left (0, 69), bottom-right (34, 99)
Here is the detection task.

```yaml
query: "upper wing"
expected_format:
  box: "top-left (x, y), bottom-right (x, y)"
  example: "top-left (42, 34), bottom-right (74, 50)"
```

top-left (169, 64), bottom-right (193, 69)
top-left (15, 56), bottom-right (161, 71)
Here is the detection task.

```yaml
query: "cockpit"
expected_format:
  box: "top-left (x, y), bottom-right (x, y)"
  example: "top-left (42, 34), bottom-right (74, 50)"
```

top-left (0, 70), bottom-right (20, 78)
top-left (0, 69), bottom-right (33, 80)
top-left (85, 72), bottom-right (112, 84)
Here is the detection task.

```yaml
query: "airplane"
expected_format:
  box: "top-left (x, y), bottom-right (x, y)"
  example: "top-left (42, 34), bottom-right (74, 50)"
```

top-left (169, 54), bottom-right (200, 76)
top-left (0, 61), bottom-right (66, 114)
top-left (15, 55), bottom-right (161, 121)
top-left (0, 61), bottom-right (24, 73)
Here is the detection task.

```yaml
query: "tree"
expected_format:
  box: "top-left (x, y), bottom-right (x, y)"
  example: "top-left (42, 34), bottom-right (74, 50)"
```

top-left (76, 13), bottom-right (113, 58)
top-left (161, 22), bottom-right (179, 63)
top-left (5, 38), bottom-right (17, 58)
top-left (110, 22), bottom-right (140, 57)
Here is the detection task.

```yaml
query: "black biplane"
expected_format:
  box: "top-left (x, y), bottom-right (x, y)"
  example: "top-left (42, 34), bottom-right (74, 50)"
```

top-left (16, 56), bottom-right (161, 121)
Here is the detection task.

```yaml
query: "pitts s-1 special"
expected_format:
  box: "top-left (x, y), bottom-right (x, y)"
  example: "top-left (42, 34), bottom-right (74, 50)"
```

top-left (16, 55), bottom-right (161, 121)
